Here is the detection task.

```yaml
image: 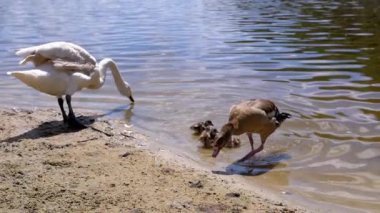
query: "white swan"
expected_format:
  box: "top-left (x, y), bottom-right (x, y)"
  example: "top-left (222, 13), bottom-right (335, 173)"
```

top-left (8, 41), bottom-right (134, 129)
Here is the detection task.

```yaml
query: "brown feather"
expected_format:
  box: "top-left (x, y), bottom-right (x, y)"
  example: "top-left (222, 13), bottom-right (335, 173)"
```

top-left (51, 59), bottom-right (96, 76)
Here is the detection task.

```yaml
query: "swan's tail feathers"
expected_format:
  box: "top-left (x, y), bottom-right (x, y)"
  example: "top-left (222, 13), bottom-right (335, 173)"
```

top-left (15, 47), bottom-right (36, 57)
top-left (6, 70), bottom-right (43, 95)
top-left (7, 71), bottom-right (28, 82)
top-left (6, 70), bottom-right (41, 87)
top-left (7, 71), bottom-right (24, 78)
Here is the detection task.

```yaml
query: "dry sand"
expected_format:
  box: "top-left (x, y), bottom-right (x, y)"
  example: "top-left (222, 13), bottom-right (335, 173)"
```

top-left (0, 108), bottom-right (306, 212)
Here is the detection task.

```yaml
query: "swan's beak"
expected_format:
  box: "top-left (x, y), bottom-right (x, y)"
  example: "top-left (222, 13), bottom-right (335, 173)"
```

top-left (129, 96), bottom-right (135, 103)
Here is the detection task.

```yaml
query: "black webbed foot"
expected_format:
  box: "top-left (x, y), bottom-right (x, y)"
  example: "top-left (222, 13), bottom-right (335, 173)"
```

top-left (67, 117), bottom-right (87, 130)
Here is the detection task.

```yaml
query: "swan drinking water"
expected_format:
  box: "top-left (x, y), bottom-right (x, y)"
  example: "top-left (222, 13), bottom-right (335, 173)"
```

top-left (8, 41), bottom-right (134, 129)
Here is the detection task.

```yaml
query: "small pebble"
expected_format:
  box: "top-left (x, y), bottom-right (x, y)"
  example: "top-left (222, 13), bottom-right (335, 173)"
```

top-left (120, 152), bottom-right (131, 158)
top-left (189, 180), bottom-right (203, 188)
top-left (226, 192), bottom-right (241, 198)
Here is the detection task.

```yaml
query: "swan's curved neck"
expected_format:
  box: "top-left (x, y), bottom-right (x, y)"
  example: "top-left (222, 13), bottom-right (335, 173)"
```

top-left (92, 58), bottom-right (129, 94)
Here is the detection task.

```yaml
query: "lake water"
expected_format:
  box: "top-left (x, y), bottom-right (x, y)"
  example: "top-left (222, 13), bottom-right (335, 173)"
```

top-left (0, 0), bottom-right (379, 212)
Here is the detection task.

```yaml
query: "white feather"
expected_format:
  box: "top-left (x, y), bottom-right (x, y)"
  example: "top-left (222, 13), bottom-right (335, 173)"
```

top-left (9, 42), bottom-right (133, 100)
top-left (16, 41), bottom-right (96, 65)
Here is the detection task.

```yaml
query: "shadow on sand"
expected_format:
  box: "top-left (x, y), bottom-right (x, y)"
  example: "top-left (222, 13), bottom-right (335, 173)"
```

top-left (1, 115), bottom-right (97, 143)
top-left (1, 104), bottom-right (134, 143)
top-left (212, 151), bottom-right (291, 176)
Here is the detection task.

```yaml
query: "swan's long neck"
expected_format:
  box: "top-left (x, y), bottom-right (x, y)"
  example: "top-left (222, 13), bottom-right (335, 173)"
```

top-left (91, 58), bottom-right (128, 94)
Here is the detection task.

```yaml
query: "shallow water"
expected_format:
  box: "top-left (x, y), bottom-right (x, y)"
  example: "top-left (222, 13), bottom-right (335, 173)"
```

top-left (0, 0), bottom-right (379, 212)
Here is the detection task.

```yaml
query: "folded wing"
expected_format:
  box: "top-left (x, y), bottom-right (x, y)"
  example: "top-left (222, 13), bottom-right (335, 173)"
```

top-left (16, 41), bottom-right (97, 75)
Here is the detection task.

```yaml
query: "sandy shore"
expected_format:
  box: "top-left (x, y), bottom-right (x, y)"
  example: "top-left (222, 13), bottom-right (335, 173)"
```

top-left (0, 108), bottom-right (305, 212)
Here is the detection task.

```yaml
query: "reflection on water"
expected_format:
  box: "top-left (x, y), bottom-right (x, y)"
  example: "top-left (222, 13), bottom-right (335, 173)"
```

top-left (0, 0), bottom-right (379, 212)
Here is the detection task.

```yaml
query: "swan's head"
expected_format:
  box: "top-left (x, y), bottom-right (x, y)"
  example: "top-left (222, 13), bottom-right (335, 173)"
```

top-left (120, 81), bottom-right (134, 103)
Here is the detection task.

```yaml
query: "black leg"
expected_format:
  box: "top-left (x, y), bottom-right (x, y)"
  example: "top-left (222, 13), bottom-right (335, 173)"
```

top-left (65, 95), bottom-right (86, 129)
top-left (247, 133), bottom-right (254, 151)
top-left (58, 97), bottom-right (68, 123)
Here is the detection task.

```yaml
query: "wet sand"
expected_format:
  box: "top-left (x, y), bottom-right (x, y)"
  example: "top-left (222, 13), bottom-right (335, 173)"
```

top-left (0, 108), bottom-right (306, 212)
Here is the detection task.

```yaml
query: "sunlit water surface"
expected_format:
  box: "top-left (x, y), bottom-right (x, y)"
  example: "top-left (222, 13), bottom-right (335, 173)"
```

top-left (0, 0), bottom-right (379, 212)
